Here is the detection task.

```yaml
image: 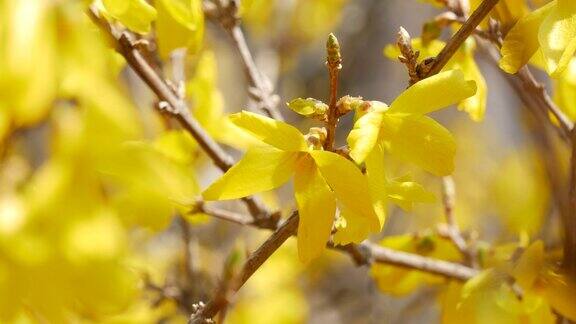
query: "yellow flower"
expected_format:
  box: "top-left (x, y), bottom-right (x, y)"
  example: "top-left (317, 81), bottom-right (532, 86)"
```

top-left (347, 69), bottom-right (476, 175)
top-left (385, 38), bottom-right (487, 121)
top-left (510, 241), bottom-right (576, 322)
top-left (202, 111), bottom-right (381, 263)
top-left (500, 0), bottom-right (576, 77)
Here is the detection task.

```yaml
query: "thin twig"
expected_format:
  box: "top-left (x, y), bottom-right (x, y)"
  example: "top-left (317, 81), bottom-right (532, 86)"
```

top-left (424, 0), bottom-right (500, 77)
top-left (197, 203), bottom-right (254, 226)
top-left (441, 176), bottom-right (478, 268)
top-left (204, 0), bottom-right (284, 121)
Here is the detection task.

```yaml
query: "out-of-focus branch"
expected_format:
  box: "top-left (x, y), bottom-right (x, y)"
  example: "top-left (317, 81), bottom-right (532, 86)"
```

top-left (87, 7), bottom-right (278, 227)
top-left (189, 213), bottom-right (299, 323)
top-left (439, 4), bottom-right (573, 140)
top-left (203, 0), bottom-right (283, 121)
top-left (440, 176), bottom-right (478, 268)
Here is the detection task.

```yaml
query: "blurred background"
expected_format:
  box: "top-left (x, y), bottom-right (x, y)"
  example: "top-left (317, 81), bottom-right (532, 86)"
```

top-left (0, 0), bottom-right (563, 323)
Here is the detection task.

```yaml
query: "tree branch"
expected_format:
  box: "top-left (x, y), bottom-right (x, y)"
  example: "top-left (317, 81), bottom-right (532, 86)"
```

top-left (199, 204), bottom-right (478, 279)
top-left (424, 0), bottom-right (499, 77)
top-left (204, 0), bottom-right (284, 121)
top-left (87, 7), bottom-right (276, 226)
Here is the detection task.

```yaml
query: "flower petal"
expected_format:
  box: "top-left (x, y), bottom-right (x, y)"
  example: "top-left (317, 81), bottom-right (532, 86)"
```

top-left (382, 114), bottom-right (456, 176)
top-left (364, 143), bottom-right (388, 226)
top-left (310, 150), bottom-right (380, 232)
top-left (388, 70), bottom-right (477, 115)
top-left (229, 111), bottom-right (307, 151)
top-left (347, 110), bottom-right (386, 164)
top-left (294, 155), bottom-right (336, 263)
top-left (499, 2), bottom-right (554, 74)
top-left (538, 0), bottom-right (576, 76)
top-left (202, 147), bottom-right (301, 200)
top-left (333, 209), bottom-right (376, 245)
top-left (386, 177), bottom-right (436, 212)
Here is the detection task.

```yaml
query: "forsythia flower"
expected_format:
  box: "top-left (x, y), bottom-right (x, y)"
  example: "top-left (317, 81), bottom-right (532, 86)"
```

top-left (202, 111), bottom-right (381, 263)
top-left (510, 241), bottom-right (576, 321)
top-left (385, 39), bottom-right (487, 121)
top-left (442, 269), bottom-right (555, 323)
top-left (500, 0), bottom-right (576, 76)
top-left (347, 69), bottom-right (477, 175)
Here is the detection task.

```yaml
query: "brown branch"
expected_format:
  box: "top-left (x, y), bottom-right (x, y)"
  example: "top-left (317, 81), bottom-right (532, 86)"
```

top-left (367, 243), bottom-right (477, 281)
top-left (424, 0), bottom-right (500, 78)
top-left (469, 23), bottom-right (576, 273)
top-left (87, 7), bottom-right (276, 226)
top-left (434, 0), bottom-right (576, 272)
top-left (440, 176), bottom-right (478, 268)
top-left (196, 202), bottom-right (254, 226)
top-left (324, 33), bottom-right (343, 151)
top-left (189, 213), bottom-right (300, 323)
top-left (515, 67), bottom-right (573, 141)
top-left (191, 204), bottom-right (477, 321)
top-left (439, 5), bottom-right (573, 139)
top-left (204, 0), bottom-right (284, 121)
top-left (200, 205), bottom-right (478, 279)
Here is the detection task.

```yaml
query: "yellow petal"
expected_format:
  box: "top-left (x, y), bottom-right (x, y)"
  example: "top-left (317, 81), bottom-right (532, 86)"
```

top-left (382, 114), bottom-right (456, 176)
top-left (499, 2), bottom-right (554, 74)
top-left (202, 147), bottom-right (302, 200)
top-left (386, 177), bottom-right (436, 212)
top-left (102, 0), bottom-right (157, 34)
top-left (542, 269), bottom-right (576, 321)
top-left (310, 150), bottom-right (380, 232)
top-left (364, 143), bottom-right (387, 226)
top-left (554, 58), bottom-right (576, 120)
top-left (538, 0), bottom-right (576, 76)
top-left (333, 209), bottom-right (378, 246)
top-left (294, 155), bottom-right (336, 263)
top-left (347, 109), bottom-right (386, 163)
top-left (512, 241), bottom-right (545, 289)
top-left (388, 70), bottom-right (477, 115)
top-left (156, 0), bottom-right (204, 58)
top-left (455, 41), bottom-right (488, 122)
top-left (229, 111), bottom-right (307, 151)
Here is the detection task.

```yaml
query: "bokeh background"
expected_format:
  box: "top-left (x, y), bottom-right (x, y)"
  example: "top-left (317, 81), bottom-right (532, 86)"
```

top-left (0, 0), bottom-right (564, 323)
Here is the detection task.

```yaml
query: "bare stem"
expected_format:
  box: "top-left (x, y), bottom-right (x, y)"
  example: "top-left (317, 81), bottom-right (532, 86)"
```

top-left (204, 0), bottom-right (284, 121)
top-left (424, 0), bottom-right (500, 77)
top-left (441, 176), bottom-right (478, 268)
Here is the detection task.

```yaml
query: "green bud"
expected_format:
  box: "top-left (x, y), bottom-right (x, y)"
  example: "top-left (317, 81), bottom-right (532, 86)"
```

top-left (326, 33), bottom-right (342, 68)
top-left (287, 98), bottom-right (329, 120)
